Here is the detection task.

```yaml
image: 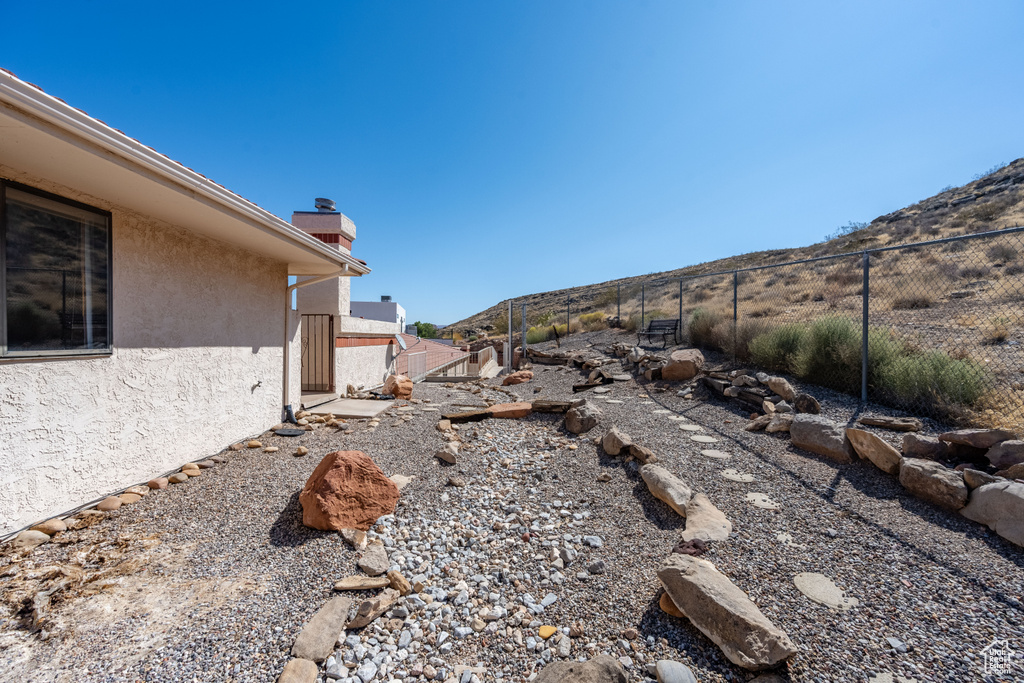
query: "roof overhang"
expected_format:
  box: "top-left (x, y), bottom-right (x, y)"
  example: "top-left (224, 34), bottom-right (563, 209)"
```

top-left (0, 70), bottom-right (369, 277)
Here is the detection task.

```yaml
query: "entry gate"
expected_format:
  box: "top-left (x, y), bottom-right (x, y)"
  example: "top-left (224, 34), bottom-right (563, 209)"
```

top-left (300, 314), bottom-right (334, 392)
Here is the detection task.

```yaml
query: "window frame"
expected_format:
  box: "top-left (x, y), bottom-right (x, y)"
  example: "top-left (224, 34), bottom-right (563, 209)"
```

top-left (0, 179), bottom-right (114, 360)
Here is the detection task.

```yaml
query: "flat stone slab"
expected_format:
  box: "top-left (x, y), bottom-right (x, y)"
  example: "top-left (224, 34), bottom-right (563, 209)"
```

top-left (291, 596), bottom-right (352, 662)
top-left (679, 425), bottom-right (703, 432)
top-left (746, 492), bottom-right (779, 510)
top-left (604, 399), bottom-right (624, 404)
top-left (667, 416), bottom-right (688, 422)
top-left (309, 398), bottom-right (393, 418)
top-left (793, 572), bottom-right (859, 611)
top-left (278, 658), bottom-right (318, 683)
top-left (721, 469), bottom-right (754, 483)
top-left (682, 493), bottom-right (732, 542)
top-left (653, 409), bottom-right (673, 415)
top-left (701, 450), bottom-right (732, 460)
top-left (593, 387), bottom-right (612, 394)
top-left (335, 576), bottom-right (390, 591)
top-left (690, 435), bottom-right (718, 443)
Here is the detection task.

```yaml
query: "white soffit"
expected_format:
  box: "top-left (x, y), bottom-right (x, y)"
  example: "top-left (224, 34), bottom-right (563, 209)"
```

top-left (0, 71), bottom-right (369, 277)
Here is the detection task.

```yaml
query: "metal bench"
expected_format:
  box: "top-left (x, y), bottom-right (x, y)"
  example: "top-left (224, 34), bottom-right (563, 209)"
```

top-left (638, 318), bottom-right (680, 348)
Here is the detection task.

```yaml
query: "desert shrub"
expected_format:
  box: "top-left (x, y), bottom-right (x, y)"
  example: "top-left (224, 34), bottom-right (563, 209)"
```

top-left (689, 308), bottom-right (725, 350)
top-left (1005, 264), bottom-right (1024, 276)
top-left (960, 265), bottom-right (992, 279)
top-left (626, 310), bottom-right (669, 334)
top-left (578, 312), bottom-right (607, 331)
top-left (987, 244), bottom-right (1018, 263)
top-left (873, 351), bottom-right (989, 409)
top-left (525, 323), bottom-right (571, 344)
top-left (792, 317), bottom-right (863, 392)
top-left (692, 288), bottom-right (713, 302)
top-left (749, 324), bottom-right (808, 373)
top-left (731, 320), bottom-right (771, 362)
top-left (593, 288), bottom-right (619, 309)
top-left (982, 316), bottom-right (1011, 345)
top-left (531, 310), bottom-right (557, 327)
top-left (890, 295), bottom-right (932, 310)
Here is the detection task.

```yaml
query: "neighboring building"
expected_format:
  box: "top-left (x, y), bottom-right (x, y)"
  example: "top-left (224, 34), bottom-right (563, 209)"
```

top-left (404, 324), bottom-right (419, 335)
top-left (0, 69), bottom-right (379, 533)
top-left (394, 333), bottom-right (467, 379)
top-left (350, 296), bottom-right (406, 333)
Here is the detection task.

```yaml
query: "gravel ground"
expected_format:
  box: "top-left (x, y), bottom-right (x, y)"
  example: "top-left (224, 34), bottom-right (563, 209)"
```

top-left (2, 328), bottom-right (1023, 683)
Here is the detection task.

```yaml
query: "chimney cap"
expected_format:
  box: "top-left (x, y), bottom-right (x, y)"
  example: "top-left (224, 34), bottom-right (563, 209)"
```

top-left (381, 295), bottom-right (392, 302)
top-left (314, 197), bottom-right (336, 212)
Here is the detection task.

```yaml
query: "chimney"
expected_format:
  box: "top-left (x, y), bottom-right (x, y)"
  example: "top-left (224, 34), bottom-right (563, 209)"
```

top-left (291, 197), bottom-right (357, 253)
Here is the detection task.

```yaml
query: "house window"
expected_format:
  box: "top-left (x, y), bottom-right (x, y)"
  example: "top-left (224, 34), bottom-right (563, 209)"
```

top-left (1, 181), bottom-right (112, 357)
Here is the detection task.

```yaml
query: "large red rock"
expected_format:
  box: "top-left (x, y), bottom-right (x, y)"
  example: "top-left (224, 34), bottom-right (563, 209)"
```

top-left (487, 402), bottom-right (533, 419)
top-left (383, 374), bottom-right (413, 400)
top-left (502, 370), bottom-right (534, 386)
top-left (300, 451), bottom-right (400, 531)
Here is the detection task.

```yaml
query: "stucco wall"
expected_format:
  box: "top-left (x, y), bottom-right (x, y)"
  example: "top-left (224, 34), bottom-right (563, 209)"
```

top-left (297, 275), bottom-right (349, 319)
top-left (338, 344), bottom-right (395, 391)
top-left (0, 168), bottom-right (289, 533)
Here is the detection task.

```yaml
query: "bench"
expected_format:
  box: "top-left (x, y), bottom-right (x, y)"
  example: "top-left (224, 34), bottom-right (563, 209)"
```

top-left (638, 318), bottom-right (680, 348)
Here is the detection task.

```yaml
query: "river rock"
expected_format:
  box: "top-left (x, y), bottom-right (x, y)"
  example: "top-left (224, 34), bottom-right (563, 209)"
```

top-left (565, 401), bottom-right (601, 434)
top-left (661, 349), bottom-right (704, 381)
top-left (655, 660), bottom-right (698, 683)
top-left (640, 464), bottom-right (693, 516)
top-left (790, 415), bottom-right (854, 463)
top-left (30, 518), bottom-right (67, 536)
top-left (97, 496), bottom-right (122, 511)
top-left (299, 451), bottom-right (400, 531)
top-left (899, 458), bottom-right (969, 511)
top-left (657, 554), bottom-right (797, 670)
top-left (939, 428), bottom-right (1016, 450)
top-left (846, 428), bottom-right (902, 475)
top-left (602, 427), bottom-right (632, 456)
top-left (435, 442), bottom-right (459, 464)
top-left (11, 530), bottom-right (50, 549)
top-left (534, 655), bottom-right (627, 683)
top-left (383, 374), bottom-right (413, 399)
top-left (681, 493), bottom-right (732, 542)
top-left (960, 480), bottom-right (1024, 547)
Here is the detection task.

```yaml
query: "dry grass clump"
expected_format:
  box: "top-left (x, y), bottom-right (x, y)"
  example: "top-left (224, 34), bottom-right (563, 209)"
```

top-left (889, 295), bottom-right (933, 310)
top-left (578, 312), bottom-right (608, 332)
top-left (981, 316), bottom-right (1012, 345)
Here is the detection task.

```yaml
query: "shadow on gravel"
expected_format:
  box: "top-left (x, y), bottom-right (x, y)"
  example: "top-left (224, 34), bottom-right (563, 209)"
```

top-left (269, 491), bottom-right (332, 547)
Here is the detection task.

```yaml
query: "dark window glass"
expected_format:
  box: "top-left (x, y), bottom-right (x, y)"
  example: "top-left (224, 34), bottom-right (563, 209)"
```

top-left (3, 185), bottom-right (111, 354)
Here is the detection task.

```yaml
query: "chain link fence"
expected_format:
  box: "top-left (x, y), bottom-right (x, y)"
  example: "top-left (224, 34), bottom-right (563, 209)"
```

top-left (506, 226), bottom-right (1024, 429)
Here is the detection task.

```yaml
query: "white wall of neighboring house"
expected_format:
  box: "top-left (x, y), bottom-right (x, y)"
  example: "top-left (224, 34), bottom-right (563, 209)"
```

top-left (350, 301), bottom-right (406, 333)
top-left (0, 166), bottom-right (295, 533)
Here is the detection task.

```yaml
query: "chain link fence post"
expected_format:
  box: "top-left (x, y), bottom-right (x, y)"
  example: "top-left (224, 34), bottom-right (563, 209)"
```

top-left (617, 283), bottom-right (621, 324)
top-left (641, 282), bottom-right (645, 333)
top-left (732, 271), bottom-right (739, 362)
top-left (861, 251), bottom-right (869, 404)
top-left (520, 303), bottom-right (527, 366)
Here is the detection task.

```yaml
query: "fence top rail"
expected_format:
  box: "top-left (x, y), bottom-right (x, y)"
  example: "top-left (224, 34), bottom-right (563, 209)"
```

top-left (638, 224), bottom-right (1024, 286)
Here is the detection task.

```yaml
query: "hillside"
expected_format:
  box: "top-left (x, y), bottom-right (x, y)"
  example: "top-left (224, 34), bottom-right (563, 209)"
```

top-left (447, 158), bottom-right (1024, 336)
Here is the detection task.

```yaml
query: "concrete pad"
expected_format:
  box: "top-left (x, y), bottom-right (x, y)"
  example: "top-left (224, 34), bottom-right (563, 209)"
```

top-left (309, 398), bottom-right (393, 418)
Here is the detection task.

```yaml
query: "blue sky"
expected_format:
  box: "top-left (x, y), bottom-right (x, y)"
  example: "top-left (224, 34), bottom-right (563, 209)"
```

top-left (4, 1), bottom-right (1024, 324)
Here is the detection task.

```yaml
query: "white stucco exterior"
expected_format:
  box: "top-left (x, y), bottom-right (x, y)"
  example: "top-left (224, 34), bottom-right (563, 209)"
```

top-left (0, 168), bottom-right (298, 532)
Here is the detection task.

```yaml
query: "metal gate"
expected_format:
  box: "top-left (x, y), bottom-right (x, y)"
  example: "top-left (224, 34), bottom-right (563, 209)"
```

top-left (300, 314), bottom-right (334, 392)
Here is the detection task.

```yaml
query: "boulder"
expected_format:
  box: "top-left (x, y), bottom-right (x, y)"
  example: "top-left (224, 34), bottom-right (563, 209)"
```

top-left (938, 428), bottom-right (1016, 450)
top-left (902, 433), bottom-right (949, 460)
top-left (291, 596), bottom-right (353, 662)
top-left (299, 451), bottom-right (400, 531)
top-left (846, 428), bottom-right (902, 475)
top-left (602, 427), bottom-right (632, 456)
top-left (533, 655), bottom-right (627, 683)
top-left (790, 415), bottom-right (854, 463)
top-left (640, 464), bottom-right (693, 517)
top-left (962, 468), bottom-right (999, 490)
top-left (793, 393), bottom-right (820, 414)
top-left (857, 415), bottom-right (922, 432)
top-left (899, 458), bottom-right (969, 511)
top-left (765, 376), bottom-right (796, 401)
top-left (997, 462), bottom-right (1024, 480)
top-left (487, 402), bottom-right (532, 419)
top-left (661, 349), bottom-right (705, 381)
top-left (502, 370), bottom-right (534, 386)
top-left (960, 481), bottom-right (1024, 547)
top-left (657, 554), bottom-right (797, 670)
top-left (383, 374), bottom-right (413, 400)
top-left (565, 401), bottom-right (601, 434)
top-left (984, 440), bottom-right (1024, 470)
top-left (682, 493), bottom-right (732, 542)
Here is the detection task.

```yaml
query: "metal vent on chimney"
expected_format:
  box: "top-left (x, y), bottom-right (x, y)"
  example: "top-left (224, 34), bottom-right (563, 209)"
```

top-left (381, 295), bottom-right (392, 302)
top-left (314, 197), bottom-right (336, 212)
